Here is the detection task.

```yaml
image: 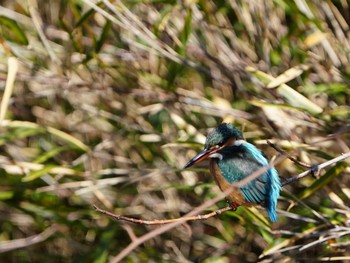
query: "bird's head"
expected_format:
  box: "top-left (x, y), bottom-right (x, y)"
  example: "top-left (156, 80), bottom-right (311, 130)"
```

top-left (184, 123), bottom-right (244, 168)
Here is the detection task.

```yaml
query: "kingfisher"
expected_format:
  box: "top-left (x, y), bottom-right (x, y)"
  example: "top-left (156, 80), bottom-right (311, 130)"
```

top-left (184, 123), bottom-right (281, 222)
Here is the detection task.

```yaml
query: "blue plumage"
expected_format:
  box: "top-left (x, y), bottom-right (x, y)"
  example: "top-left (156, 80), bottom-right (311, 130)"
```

top-left (184, 123), bottom-right (282, 222)
top-left (216, 142), bottom-right (281, 222)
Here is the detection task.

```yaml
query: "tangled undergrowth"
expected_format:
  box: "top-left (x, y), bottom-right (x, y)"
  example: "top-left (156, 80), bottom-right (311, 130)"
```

top-left (0, 0), bottom-right (349, 262)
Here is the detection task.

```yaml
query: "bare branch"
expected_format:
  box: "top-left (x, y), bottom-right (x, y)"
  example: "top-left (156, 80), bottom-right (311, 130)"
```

top-left (108, 161), bottom-right (274, 263)
top-left (95, 152), bottom-right (350, 226)
top-left (93, 205), bottom-right (232, 225)
top-left (0, 225), bottom-right (58, 253)
top-left (281, 151), bottom-right (350, 186)
top-left (99, 151), bottom-right (350, 262)
top-left (266, 140), bottom-right (312, 168)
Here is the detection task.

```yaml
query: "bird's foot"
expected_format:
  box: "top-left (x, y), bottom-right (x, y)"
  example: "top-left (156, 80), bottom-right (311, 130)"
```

top-left (225, 198), bottom-right (239, 211)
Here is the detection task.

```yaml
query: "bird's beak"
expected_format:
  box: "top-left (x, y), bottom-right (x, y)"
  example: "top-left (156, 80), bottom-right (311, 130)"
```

top-left (184, 148), bottom-right (218, 168)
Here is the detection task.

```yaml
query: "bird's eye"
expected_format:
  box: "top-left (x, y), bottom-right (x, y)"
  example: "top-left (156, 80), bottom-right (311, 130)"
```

top-left (217, 141), bottom-right (224, 147)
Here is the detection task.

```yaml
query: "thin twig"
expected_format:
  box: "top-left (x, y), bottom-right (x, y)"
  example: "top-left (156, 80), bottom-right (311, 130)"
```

top-left (95, 152), bottom-right (350, 227)
top-left (0, 225), bottom-right (58, 252)
top-left (108, 159), bottom-right (277, 263)
top-left (93, 205), bottom-right (232, 225)
top-left (267, 140), bottom-right (312, 168)
top-left (28, 0), bottom-right (60, 64)
top-left (102, 152), bottom-right (350, 262)
top-left (282, 151), bottom-right (350, 186)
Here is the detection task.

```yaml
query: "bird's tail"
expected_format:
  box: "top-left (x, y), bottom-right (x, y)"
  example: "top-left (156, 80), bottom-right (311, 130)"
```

top-left (266, 168), bottom-right (281, 222)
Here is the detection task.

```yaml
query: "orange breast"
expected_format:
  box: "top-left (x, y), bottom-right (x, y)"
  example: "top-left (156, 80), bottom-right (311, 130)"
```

top-left (209, 160), bottom-right (254, 207)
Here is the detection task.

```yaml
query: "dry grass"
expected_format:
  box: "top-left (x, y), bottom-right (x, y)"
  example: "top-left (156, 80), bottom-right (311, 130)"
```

top-left (0, 0), bottom-right (349, 262)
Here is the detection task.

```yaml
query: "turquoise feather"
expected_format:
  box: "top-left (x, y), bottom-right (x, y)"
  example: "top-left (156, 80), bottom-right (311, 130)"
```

top-left (184, 123), bottom-right (281, 222)
top-left (216, 142), bottom-right (281, 222)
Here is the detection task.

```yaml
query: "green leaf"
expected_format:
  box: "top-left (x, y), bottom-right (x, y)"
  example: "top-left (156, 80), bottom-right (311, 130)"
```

top-left (298, 162), bottom-right (348, 200)
top-left (0, 127), bottom-right (45, 146)
top-left (0, 191), bottom-right (14, 200)
top-left (179, 8), bottom-right (192, 47)
top-left (93, 250), bottom-right (108, 263)
top-left (22, 165), bottom-right (58, 182)
top-left (75, 7), bottom-right (96, 28)
top-left (153, 5), bottom-right (174, 37)
top-left (2, 121), bottom-right (90, 152)
top-left (95, 20), bottom-right (111, 53)
top-left (246, 67), bottom-right (323, 114)
top-left (303, 83), bottom-right (349, 95)
top-left (277, 85), bottom-right (323, 114)
top-left (34, 146), bottom-right (70, 164)
top-left (0, 16), bottom-right (29, 45)
top-left (166, 8), bottom-right (192, 89)
top-left (47, 127), bottom-right (90, 152)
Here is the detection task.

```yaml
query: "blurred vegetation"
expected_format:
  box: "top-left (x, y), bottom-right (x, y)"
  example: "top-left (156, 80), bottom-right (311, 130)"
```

top-left (0, 0), bottom-right (350, 262)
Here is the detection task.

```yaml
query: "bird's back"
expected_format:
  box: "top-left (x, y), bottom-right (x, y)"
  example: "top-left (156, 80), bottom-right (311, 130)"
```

top-left (214, 142), bottom-right (281, 221)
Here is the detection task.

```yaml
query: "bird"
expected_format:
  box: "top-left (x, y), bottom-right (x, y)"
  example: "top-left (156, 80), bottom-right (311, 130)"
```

top-left (183, 123), bottom-right (281, 222)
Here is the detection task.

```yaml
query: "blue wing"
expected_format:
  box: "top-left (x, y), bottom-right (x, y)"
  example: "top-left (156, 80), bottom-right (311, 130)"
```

top-left (242, 142), bottom-right (281, 222)
top-left (218, 142), bottom-right (281, 222)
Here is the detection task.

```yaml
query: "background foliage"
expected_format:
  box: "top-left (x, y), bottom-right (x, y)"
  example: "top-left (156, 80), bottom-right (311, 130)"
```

top-left (0, 0), bottom-right (350, 262)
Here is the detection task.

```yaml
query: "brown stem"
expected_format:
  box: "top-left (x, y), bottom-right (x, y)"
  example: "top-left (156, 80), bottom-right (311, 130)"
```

top-left (266, 140), bottom-right (312, 168)
top-left (93, 205), bottom-right (232, 225)
top-left (94, 152), bottom-right (350, 226)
